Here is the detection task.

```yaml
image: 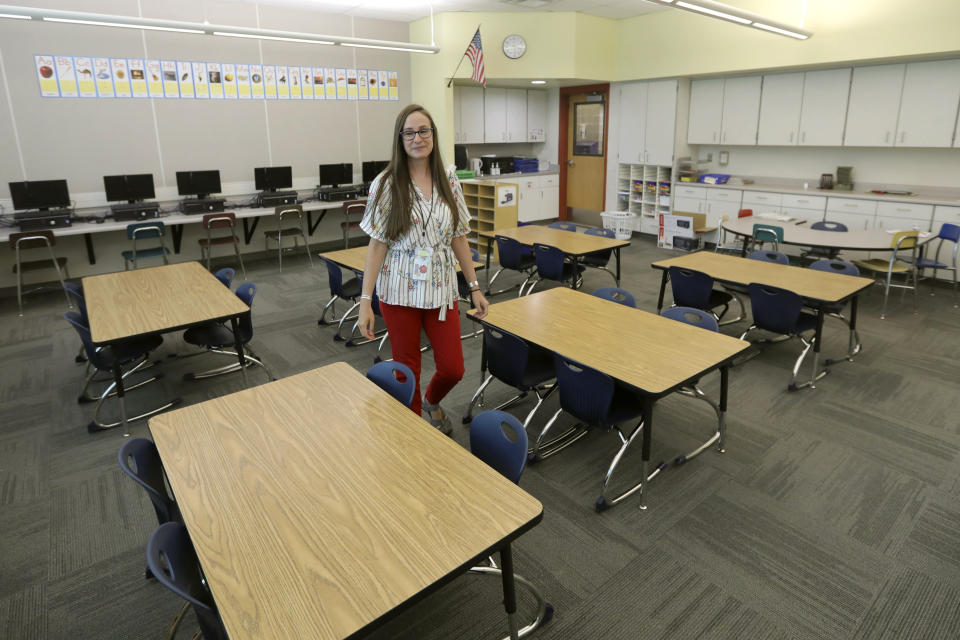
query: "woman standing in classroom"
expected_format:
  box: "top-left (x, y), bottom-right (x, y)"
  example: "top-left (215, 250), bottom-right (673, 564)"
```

top-left (358, 103), bottom-right (489, 432)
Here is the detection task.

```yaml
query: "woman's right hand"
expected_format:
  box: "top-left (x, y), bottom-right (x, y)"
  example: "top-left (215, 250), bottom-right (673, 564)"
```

top-left (358, 300), bottom-right (377, 340)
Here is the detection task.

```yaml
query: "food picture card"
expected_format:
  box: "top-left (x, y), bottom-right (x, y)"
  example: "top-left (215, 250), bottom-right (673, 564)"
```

top-left (335, 68), bottom-right (347, 99)
top-left (177, 61), bottom-right (195, 98)
top-left (250, 65), bottom-right (264, 98)
top-left (206, 63), bottom-right (223, 99)
top-left (378, 70), bottom-right (389, 100)
top-left (192, 62), bottom-right (208, 99)
top-left (276, 66), bottom-right (290, 99)
top-left (146, 60), bottom-right (164, 97)
top-left (324, 68), bottom-right (336, 99)
top-left (357, 69), bottom-right (368, 100)
top-left (366, 69), bottom-right (378, 101)
top-left (35, 55), bottom-right (59, 97)
top-left (128, 59), bottom-right (148, 98)
top-left (312, 67), bottom-right (325, 100)
top-left (93, 58), bottom-right (115, 97)
top-left (388, 71), bottom-right (398, 100)
top-left (221, 63), bottom-right (238, 99)
top-left (75, 57), bottom-right (96, 97)
top-left (299, 67), bottom-right (314, 99)
top-left (288, 66), bottom-right (302, 99)
top-left (263, 66), bottom-right (277, 99)
top-left (161, 61), bottom-right (180, 98)
top-left (55, 56), bottom-right (78, 97)
top-left (236, 64), bottom-right (252, 99)
top-left (110, 59), bottom-right (131, 97)
top-left (346, 68), bottom-right (358, 100)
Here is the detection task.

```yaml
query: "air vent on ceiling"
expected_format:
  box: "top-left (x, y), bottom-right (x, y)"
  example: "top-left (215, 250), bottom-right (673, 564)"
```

top-left (500, 0), bottom-right (553, 8)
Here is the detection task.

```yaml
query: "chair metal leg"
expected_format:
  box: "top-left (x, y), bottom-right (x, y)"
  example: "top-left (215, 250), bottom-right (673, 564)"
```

top-left (467, 566), bottom-right (553, 639)
top-left (596, 419), bottom-right (666, 511)
top-left (318, 295), bottom-right (340, 325)
top-left (672, 385), bottom-right (723, 465)
top-left (334, 300), bottom-right (361, 341)
top-left (521, 383), bottom-right (557, 431)
top-left (462, 375), bottom-right (495, 424)
top-left (530, 408), bottom-right (589, 462)
top-left (277, 231), bottom-right (284, 273)
top-left (183, 346), bottom-right (275, 381)
top-left (166, 601), bottom-right (190, 640)
top-left (15, 253), bottom-right (23, 316)
top-left (234, 237), bottom-right (247, 278)
top-left (300, 229), bottom-right (313, 266)
top-left (787, 334), bottom-right (828, 391)
top-left (88, 374), bottom-right (180, 433)
top-left (718, 292), bottom-right (746, 326)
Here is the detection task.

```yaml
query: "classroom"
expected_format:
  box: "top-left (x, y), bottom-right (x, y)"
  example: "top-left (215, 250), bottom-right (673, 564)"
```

top-left (2, 1), bottom-right (960, 639)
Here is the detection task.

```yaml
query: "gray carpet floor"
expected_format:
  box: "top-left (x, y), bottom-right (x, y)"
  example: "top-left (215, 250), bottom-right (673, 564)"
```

top-left (2, 235), bottom-right (960, 640)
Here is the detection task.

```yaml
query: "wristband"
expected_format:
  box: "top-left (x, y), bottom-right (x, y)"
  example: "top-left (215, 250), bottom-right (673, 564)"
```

top-left (466, 280), bottom-right (479, 289)
top-left (360, 294), bottom-right (373, 301)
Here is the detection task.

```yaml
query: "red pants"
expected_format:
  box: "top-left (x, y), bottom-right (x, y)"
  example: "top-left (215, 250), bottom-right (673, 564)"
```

top-left (379, 301), bottom-right (465, 416)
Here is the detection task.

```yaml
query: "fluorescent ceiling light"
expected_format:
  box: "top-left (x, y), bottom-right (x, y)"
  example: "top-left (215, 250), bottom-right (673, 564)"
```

top-left (530, 80), bottom-right (546, 84)
top-left (44, 17), bottom-right (204, 34)
top-left (0, 12), bottom-right (30, 19)
top-left (751, 22), bottom-right (809, 40)
top-left (212, 31), bottom-right (333, 45)
top-left (675, 1), bottom-right (750, 25)
top-left (341, 42), bottom-right (435, 54)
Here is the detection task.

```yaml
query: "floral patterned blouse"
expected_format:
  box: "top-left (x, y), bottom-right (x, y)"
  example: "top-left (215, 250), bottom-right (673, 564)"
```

top-left (360, 166), bottom-right (471, 320)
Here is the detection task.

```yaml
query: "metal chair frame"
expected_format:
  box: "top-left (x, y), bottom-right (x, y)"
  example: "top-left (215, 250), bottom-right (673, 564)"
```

top-left (265, 205), bottom-right (313, 272)
top-left (580, 227), bottom-right (619, 285)
top-left (914, 222), bottom-right (959, 307)
top-left (487, 235), bottom-right (537, 297)
top-left (526, 243), bottom-right (582, 295)
top-left (341, 199), bottom-right (366, 249)
top-left (199, 212), bottom-right (246, 277)
top-left (11, 231), bottom-right (72, 316)
top-left (853, 231), bottom-right (920, 319)
top-left (807, 259), bottom-right (863, 364)
top-left (124, 222), bottom-right (171, 270)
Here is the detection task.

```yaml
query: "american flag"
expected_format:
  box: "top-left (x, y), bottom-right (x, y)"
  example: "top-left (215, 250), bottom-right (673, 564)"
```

top-left (465, 28), bottom-right (485, 87)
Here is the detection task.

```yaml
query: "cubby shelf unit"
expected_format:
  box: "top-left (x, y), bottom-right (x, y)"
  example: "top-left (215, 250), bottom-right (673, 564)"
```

top-left (616, 164), bottom-right (673, 235)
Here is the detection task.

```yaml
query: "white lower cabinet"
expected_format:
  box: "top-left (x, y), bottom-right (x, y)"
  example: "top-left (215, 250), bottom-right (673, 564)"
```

top-left (518, 175), bottom-right (560, 222)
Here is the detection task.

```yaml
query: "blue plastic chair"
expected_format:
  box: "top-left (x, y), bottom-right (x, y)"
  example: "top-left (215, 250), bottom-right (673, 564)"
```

top-left (660, 306), bottom-right (719, 332)
top-left (182, 283), bottom-right (274, 381)
top-left (528, 243), bottom-right (583, 294)
top-left (548, 221), bottom-right (577, 232)
top-left (463, 326), bottom-right (556, 429)
top-left (581, 227), bottom-right (618, 284)
top-left (809, 258), bottom-right (862, 360)
top-left (214, 267), bottom-right (235, 289)
top-left (748, 249), bottom-right (790, 265)
top-left (122, 221), bottom-right (170, 270)
top-left (539, 354), bottom-right (649, 511)
top-left (592, 287), bottom-right (636, 308)
top-left (803, 220), bottom-right (849, 260)
top-left (146, 522), bottom-right (228, 640)
top-left (366, 361), bottom-right (416, 408)
top-left (915, 222), bottom-right (960, 306)
top-left (489, 235), bottom-right (537, 296)
top-left (319, 256), bottom-right (362, 325)
top-left (740, 283), bottom-right (821, 391)
top-left (63, 283), bottom-right (89, 363)
top-left (668, 265), bottom-right (744, 325)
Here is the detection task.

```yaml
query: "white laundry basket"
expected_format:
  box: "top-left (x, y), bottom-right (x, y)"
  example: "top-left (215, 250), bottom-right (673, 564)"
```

top-left (600, 211), bottom-right (637, 240)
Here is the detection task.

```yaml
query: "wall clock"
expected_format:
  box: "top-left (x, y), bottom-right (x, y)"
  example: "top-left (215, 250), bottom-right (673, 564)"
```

top-left (502, 34), bottom-right (527, 60)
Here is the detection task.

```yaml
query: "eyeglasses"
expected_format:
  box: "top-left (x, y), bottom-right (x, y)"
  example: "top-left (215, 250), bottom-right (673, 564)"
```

top-left (400, 127), bottom-right (434, 141)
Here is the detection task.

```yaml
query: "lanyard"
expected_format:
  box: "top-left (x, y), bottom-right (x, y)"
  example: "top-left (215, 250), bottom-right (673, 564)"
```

top-left (418, 187), bottom-right (438, 240)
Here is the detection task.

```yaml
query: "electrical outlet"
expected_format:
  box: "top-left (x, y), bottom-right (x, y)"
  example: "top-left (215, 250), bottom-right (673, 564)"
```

top-left (719, 151), bottom-right (729, 166)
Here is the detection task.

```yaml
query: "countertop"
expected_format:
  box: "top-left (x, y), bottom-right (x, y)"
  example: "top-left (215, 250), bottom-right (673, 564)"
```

top-left (676, 180), bottom-right (960, 207)
top-left (461, 170), bottom-right (559, 183)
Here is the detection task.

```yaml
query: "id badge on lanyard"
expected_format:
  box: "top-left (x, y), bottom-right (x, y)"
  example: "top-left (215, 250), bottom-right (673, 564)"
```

top-left (412, 193), bottom-right (436, 281)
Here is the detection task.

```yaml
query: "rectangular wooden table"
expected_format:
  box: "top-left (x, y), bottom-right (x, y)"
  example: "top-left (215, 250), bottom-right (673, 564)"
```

top-left (83, 261), bottom-right (250, 433)
top-left (479, 225), bottom-right (630, 289)
top-left (149, 361), bottom-right (544, 640)
top-left (471, 287), bottom-right (750, 511)
top-left (651, 251), bottom-right (874, 388)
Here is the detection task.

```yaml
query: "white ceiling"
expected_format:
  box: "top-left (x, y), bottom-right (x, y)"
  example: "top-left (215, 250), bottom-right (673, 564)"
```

top-left (238, 0), bottom-right (668, 22)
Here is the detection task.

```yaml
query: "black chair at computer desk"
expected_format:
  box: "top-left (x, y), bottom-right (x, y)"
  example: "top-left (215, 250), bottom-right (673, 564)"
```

top-left (264, 204), bottom-right (312, 272)
top-left (10, 230), bottom-right (72, 316)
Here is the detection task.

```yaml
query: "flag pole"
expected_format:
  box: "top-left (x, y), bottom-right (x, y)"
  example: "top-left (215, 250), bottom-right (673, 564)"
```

top-left (446, 24), bottom-right (481, 88)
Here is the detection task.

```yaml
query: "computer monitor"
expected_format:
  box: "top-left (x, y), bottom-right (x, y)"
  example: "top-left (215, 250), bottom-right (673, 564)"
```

top-left (319, 163), bottom-right (353, 188)
top-left (8, 179), bottom-right (71, 211)
top-left (362, 161), bottom-right (389, 183)
top-left (103, 174), bottom-right (156, 203)
top-left (254, 166), bottom-right (293, 192)
top-left (176, 170), bottom-right (222, 199)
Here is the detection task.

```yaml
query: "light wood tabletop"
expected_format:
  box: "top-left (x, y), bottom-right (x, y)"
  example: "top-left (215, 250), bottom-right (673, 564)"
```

top-left (149, 361), bottom-right (543, 640)
top-left (479, 225), bottom-right (629, 255)
top-left (652, 251), bottom-right (873, 303)
top-left (82, 261), bottom-right (249, 344)
top-left (472, 287), bottom-right (748, 396)
top-left (721, 217), bottom-right (934, 251)
top-left (319, 246), bottom-right (484, 273)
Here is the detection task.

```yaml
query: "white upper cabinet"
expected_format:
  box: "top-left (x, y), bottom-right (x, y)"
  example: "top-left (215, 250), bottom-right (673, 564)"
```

top-left (644, 79), bottom-right (678, 166)
top-left (453, 88), bottom-right (461, 143)
top-left (896, 59), bottom-right (960, 148)
top-left (459, 87), bottom-right (485, 144)
top-left (526, 90), bottom-right (547, 142)
top-left (483, 87), bottom-right (507, 143)
top-left (719, 76), bottom-right (761, 145)
top-left (688, 78), bottom-right (724, 144)
top-left (798, 68), bottom-right (851, 146)
top-left (757, 72), bottom-right (804, 146)
top-left (618, 82), bottom-right (648, 163)
top-left (844, 64), bottom-right (905, 147)
top-left (505, 89), bottom-right (527, 143)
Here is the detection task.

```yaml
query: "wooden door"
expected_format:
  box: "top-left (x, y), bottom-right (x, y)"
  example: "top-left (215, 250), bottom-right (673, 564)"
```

top-left (566, 93), bottom-right (606, 212)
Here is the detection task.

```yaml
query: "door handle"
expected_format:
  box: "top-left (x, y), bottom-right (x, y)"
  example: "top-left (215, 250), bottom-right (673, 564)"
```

top-left (789, 131), bottom-right (793, 143)
top-left (900, 131), bottom-right (906, 144)
top-left (567, 160), bottom-right (575, 167)
top-left (802, 131), bottom-right (806, 143)
top-left (885, 131), bottom-right (890, 144)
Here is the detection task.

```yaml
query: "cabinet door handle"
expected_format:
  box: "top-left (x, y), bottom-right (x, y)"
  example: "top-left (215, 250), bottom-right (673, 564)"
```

top-left (896, 207), bottom-right (910, 212)
top-left (789, 131), bottom-right (794, 143)
top-left (845, 203), bottom-right (856, 208)
top-left (797, 199), bottom-right (808, 203)
top-left (802, 131), bottom-right (806, 143)
top-left (885, 131), bottom-right (890, 143)
top-left (900, 132), bottom-right (906, 144)
top-left (713, 131), bottom-right (717, 142)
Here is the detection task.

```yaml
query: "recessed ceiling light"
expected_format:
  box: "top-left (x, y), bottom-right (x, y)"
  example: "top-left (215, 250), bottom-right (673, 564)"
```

top-left (530, 80), bottom-right (547, 85)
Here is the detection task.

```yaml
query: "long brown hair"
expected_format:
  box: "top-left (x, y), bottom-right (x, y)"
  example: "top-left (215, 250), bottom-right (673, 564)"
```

top-left (370, 104), bottom-right (458, 241)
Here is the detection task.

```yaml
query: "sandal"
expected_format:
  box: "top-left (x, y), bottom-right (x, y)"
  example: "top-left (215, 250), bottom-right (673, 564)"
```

top-left (422, 397), bottom-right (453, 435)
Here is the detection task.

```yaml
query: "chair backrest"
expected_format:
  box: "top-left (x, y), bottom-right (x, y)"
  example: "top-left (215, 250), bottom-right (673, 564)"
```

top-left (366, 361), bottom-right (416, 407)
top-left (322, 257), bottom-right (345, 296)
top-left (146, 522), bottom-right (228, 640)
top-left (469, 410), bottom-right (528, 484)
top-left (533, 243), bottom-right (566, 281)
top-left (118, 438), bottom-right (179, 526)
top-left (126, 221), bottom-right (165, 240)
top-left (809, 258), bottom-right (859, 276)
top-left (937, 222), bottom-right (960, 243)
top-left (275, 204), bottom-right (303, 222)
top-left (752, 223), bottom-right (783, 243)
top-left (63, 311), bottom-right (104, 367)
top-left (202, 212), bottom-right (237, 229)
top-left (548, 221), bottom-right (577, 232)
top-left (553, 354), bottom-right (616, 426)
top-left (891, 230), bottom-right (918, 251)
top-left (748, 283), bottom-right (804, 335)
top-left (747, 249), bottom-right (789, 265)
top-left (235, 282), bottom-right (256, 338)
top-left (214, 267), bottom-right (235, 288)
top-left (592, 287), bottom-right (636, 308)
top-left (9, 230), bottom-right (55, 250)
top-left (484, 327), bottom-right (531, 388)
top-left (811, 220), bottom-right (848, 232)
top-left (63, 282), bottom-right (88, 324)
top-left (738, 208), bottom-right (753, 218)
top-left (585, 226), bottom-right (615, 239)
top-left (668, 266), bottom-right (716, 309)
top-left (495, 235), bottom-right (528, 270)
top-left (660, 306), bottom-right (719, 332)
top-left (343, 199), bottom-right (366, 217)
top-left (470, 247), bottom-right (480, 262)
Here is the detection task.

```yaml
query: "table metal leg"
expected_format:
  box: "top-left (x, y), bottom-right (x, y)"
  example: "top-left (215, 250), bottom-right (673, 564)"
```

top-left (656, 270), bottom-right (668, 312)
top-left (718, 366), bottom-right (728, 453)
top-left (484, 241), bottom-right (493, 294)
top-left (790, 308), bottom-right (829, 391)
top-left (231, 316), bottom-right (250, 388)
top-left (614, 247), bottom-right (621, 286)
top-left (84, 233), bottom-right (96, 264)
top-left (499, 543), bottom-right (520, 640)
top-left (242, 217), bottom-right (260, 245)
top-left (170, 224), bottom-right (184, 254)
top-left (848, 295), bottom-right (862, 358)
top-left (114, 364), bottom-right (129, 437)
top-left (307, 210), bottom-right (326, 235)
